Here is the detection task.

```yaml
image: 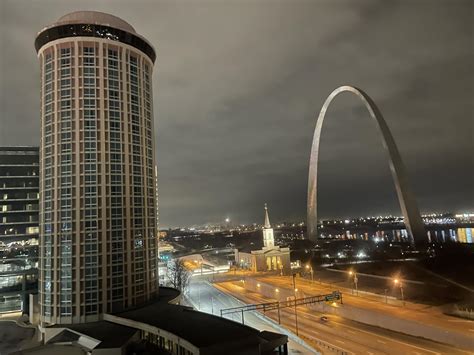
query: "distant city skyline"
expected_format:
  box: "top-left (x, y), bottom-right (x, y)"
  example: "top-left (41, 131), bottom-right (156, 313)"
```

top-left (164, 211), bottom-right (474, 230)
top-left (1, 0), bottom-right (472, 227)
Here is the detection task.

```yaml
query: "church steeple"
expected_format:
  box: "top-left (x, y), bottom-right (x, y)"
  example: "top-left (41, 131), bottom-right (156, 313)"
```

top-left (263, 203), bottom-right (274, 248)
top-left (264, 203), bottom-right (271, 229)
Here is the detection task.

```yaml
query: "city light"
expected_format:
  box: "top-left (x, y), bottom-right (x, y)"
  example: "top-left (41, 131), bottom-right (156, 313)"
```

top-left (1, 3), bottom-right (471, 355)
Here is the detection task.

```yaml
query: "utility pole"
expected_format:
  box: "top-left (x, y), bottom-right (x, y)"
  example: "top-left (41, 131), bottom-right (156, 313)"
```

top-left (292, 273), bottom-right (299, 336)
top-left (198, 286), bottom-right (201, 310)
top-left (277, 301), bottom-right (281, 324)
top-left (394, 278), bottom-right (405, 307)
top-left (354, 273), bottom-right (359, 296)
top-left (349, 270), bottom-right (358, 296)
top-left (305, 264), bottom-right (314, 283)
top-left (400, 283), bottom-right (405, 306)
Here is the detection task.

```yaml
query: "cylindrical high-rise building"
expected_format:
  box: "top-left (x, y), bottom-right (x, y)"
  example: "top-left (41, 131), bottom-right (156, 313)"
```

top-left (35, 11), bottom-right (158, 324)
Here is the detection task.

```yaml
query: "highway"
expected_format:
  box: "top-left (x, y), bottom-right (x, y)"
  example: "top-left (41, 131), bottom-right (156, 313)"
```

top-left (215, 280), bottom-right (472, 355)
top-left (186, 276), bottom-right (320, 354)
top-left (254, 275), bottom-right (474, 339)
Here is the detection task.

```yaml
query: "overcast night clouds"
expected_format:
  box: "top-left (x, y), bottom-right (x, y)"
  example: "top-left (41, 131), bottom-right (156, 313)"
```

top-left (1, 0), bottom-right (472, 227)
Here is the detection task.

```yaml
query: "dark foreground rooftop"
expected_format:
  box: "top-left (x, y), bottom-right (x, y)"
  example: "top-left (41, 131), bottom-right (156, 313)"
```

top-left (51, 321), bottom-right (137, 349)
top-left (46, 287), bottom-right (287, 354)
top-left (113, 287), bottom-right (286, 351)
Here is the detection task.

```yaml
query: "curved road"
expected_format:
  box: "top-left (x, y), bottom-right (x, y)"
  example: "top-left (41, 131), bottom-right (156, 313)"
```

top-left (215, 281), bottom-right (471, 355)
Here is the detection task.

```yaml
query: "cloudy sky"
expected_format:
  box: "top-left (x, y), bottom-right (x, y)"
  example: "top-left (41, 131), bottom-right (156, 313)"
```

top-left (1, 0), bottom-right (472, 227)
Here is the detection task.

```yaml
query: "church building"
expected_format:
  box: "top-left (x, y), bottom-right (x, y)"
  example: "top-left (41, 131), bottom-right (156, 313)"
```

top-left (235, 204), bottom-right (291, 275)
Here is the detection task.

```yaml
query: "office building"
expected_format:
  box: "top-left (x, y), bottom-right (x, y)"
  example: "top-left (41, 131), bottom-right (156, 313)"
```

top-left (0, 146), bottom-right (39, 313)
top-left (34, 11), bottom-right (158, 324)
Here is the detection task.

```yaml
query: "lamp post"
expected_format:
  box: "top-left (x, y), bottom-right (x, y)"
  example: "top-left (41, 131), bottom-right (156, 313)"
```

top-left (306, 264), bottom-right (314, 283)
top-left (292, 273), bottom-right (299, 336)
top-left (394, 278), bottom-right (405, 306)
top-left (349, 271), bottom-right (359, 296)
top-left (197, 286), bottom-right (201, 310)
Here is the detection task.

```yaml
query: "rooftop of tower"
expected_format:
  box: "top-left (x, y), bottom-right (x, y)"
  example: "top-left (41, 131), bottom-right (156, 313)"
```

top-left (54, 11), bottom-right (136, 33)
top-left (35, 10), bottom-right (156, 62)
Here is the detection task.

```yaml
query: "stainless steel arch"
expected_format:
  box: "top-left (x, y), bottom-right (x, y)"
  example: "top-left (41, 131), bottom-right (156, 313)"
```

top-left (307, 86), bottom-right (425, 245)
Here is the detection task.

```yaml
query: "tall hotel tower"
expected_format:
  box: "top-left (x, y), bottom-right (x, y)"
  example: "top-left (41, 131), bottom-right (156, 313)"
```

top-left (35, 11), bottom-right (158, 324)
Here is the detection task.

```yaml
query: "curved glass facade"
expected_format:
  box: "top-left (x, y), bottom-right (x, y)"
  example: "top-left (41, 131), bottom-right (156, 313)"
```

top-left (35, 24), bottom-right (156, 63)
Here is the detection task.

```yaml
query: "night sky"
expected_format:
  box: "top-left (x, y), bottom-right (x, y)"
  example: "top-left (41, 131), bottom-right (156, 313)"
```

top-left (1, 1), bottom-right (472, 227)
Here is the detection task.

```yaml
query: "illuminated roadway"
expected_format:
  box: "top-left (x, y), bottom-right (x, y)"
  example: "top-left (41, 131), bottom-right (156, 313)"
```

top-left (186, 276), bottom-right (319, 354)
top-left (214, 280), bottom-right (472, 355)
top-left (255, 275), bottom-right (474, 340)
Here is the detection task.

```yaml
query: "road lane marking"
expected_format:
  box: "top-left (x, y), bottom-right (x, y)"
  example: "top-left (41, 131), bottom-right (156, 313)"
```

top-left (321, 319), bottom-right (442, 355)
top-left (336, 340), bottom-right (345, 344)
top-left (377, 340), bottom-right (386, 344)
top-left (215, 281), bottom-right (445, 355)
top-left (348, 330), bottom-right (357, 335)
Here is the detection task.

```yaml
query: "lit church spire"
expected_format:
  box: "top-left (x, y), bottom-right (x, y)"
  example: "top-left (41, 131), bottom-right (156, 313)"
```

top-left (264, 203), bottom-right (271, 229)
top-left (263, 203), bottom-right (274, 248)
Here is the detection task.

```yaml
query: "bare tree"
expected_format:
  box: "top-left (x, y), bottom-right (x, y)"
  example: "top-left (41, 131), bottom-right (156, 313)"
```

top-left (166, 259), bottom-right (191, 295)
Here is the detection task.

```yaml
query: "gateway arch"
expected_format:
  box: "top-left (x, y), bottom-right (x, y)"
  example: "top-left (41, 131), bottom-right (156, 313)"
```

top-left (307, 86), bottom-right (425, 245)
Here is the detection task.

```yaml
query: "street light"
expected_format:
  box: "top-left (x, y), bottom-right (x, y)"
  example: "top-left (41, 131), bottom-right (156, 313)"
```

top-left (349, 270), bottom-right (358, 296)
top-left (393, 278), bottom-right (405, 306)
top-left (292, 273), bottom-right (299, 336)
top-left (277, 260), bottom-right (283, 276)
top-left (306, 264), bottom-right (314, 283)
